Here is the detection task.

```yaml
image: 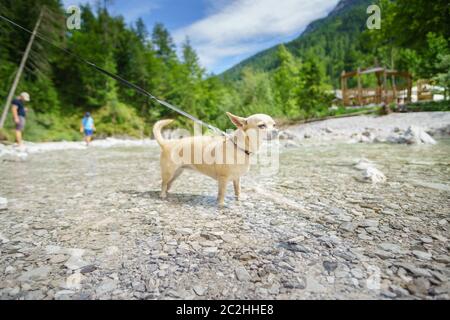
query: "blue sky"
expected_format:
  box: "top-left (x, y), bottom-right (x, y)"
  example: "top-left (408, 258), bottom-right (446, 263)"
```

top-left (62, 0), bottom-right (339, 74)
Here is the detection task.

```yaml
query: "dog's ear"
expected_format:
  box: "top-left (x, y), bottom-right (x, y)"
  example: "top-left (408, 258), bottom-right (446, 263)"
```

top-left (226, 112), bottom-right (247, 128)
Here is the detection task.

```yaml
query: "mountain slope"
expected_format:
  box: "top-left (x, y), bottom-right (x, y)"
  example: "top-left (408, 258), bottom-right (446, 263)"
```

top-left (221, 0), bottom-right (373, 86)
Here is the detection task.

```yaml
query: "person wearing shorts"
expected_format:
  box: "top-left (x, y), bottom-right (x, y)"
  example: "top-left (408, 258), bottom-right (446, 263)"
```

top-left (80, 112), bottom-right (95, 146)
top-left (11, 92), bottom-right (30, 147)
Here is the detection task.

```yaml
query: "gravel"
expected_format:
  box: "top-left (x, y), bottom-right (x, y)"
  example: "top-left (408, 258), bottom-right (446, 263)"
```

top-left (0, 113), bottom-right (449, 300)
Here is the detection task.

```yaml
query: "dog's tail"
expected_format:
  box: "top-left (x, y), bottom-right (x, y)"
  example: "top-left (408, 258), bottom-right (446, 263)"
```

top-left (153, 119), bottom-right (174, 147)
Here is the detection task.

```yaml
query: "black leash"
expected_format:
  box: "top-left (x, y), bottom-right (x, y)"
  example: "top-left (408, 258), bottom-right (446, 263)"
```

top-left (0, 13), bottom-right (227, 136)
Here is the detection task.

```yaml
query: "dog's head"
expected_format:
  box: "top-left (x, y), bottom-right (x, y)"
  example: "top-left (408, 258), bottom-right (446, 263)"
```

top-left (227, 112), bottom-right (277, 137)
top-left (226, 112), bottom-right (278, 153)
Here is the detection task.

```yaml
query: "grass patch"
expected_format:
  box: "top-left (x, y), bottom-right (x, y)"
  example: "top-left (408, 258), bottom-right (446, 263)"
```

top-left (401, 100), bottom-right (450, 112)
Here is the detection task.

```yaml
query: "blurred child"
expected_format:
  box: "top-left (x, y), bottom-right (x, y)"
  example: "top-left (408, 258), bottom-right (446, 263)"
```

top-left (80, 112), bottom-right (95, 146)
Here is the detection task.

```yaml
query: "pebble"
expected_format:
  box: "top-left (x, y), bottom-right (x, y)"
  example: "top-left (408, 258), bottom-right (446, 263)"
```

top-left (18, 266), bottom-right (52, 282)
top-left (282, 276), bottom-right (306, 289)
top-left (339, 222), bottom-right (356, 232)
top-left (323, 261), bottom-right (338, 274)
top-left (379, 243), bottom-right (402, 254)
top-left (420, 236), bottom-right (433, 244)
top-left (65, 273), bottom-right (84, 290)
top-left (235, 267), bottom-right (251, 281)
top-left (359, 219), bottom-right (379, 228)
top-left (407, 278), bottom-right (430, 295)
top-left (96, 280), bottom-right (118, 296)
top-left (193, 285), bottom-right (207, 296)
top-left (412, 250), bottom-right (432, 260)
top-left (80, 265), bottom-right (97, 274)
top-left (65, 257), bottom-right (90, 270)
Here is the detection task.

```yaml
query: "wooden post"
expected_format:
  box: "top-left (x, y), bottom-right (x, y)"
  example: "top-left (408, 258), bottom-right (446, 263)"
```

top-left (357, 67), bottom-right (363, 106)
top-left (375, 72), bottom-right (382, 104)
top-left (0, 9), bottom-right (43, 128)
top-left (407, 74), bottom-right (412, 103)
top-left (383, 68), bottom-right (388, 105)
top-left (382, 68), bottom-right (392, 114)
top-left (341, 71), bottom-right (346, 106)
top-left (391, 72), bottom-right (397, 104)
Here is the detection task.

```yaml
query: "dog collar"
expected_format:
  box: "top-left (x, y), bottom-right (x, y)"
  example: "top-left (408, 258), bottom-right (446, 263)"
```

top-left (230, 137), bottom-right (252, 156)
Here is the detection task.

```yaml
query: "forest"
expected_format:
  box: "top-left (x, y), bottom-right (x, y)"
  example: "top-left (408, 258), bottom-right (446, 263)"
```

top-left (0, 0), bottom-right (449, 141)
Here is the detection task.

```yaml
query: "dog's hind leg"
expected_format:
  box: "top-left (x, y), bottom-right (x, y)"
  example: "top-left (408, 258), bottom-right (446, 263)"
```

top-left (233, 178), bottom-right (241, 200)
top-left (167, 168), bottom-right (183, 192)
top-left (160, 160), bottom-right (180, 199)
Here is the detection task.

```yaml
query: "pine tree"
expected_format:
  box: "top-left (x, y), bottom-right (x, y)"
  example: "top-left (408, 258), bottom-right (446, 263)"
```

top-left (151, 23), bottom-right (176, 61)
top-left (273, 45), bottom-right (300, 117)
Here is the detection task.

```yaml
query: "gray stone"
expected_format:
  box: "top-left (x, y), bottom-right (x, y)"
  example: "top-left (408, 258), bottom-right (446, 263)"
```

top-left (80, 265), bottom-right (97, 274)
top-left (65, 256), bottom-right (89, 270)
top-left (407, 278), bottom-right (430, 295)
top-left (350, 268), bottom-right (364, 279)
top-left (55, 290), bottom-right (75, 300)
top-left (282, 276), bottom-right (306, 289)
top-left (412, 250), bottom-right (432, 260)
top-left (339, 222), bottom-right (356, 232)
top-left (323, 261), bottom-right (338, 274)
top-left (278, 242), bottom-right (309, 253)
top-left (389, 285), bottom-right (409, 297)
top-left (49, 254), bottom-right (68, 264)
top-left (379, 243), bottom-right (402, 254)
top-left (45, 245), bottom-right (61, 255)
top-left (433, 255), bottom-right (450, 264)
top-left (132, 281), bottom-right (146, 292)
top-left (395, 263), bottom-right (432, 277)
top-left (18, 266), bottom-right (51, 282)
top-left (359, 219), bottom-right (379, 228)
top-left (420, 236), bottom-right (433, 244)
top-left (193, 285), bottom-right (207, 296)
top-left (235, 266), bottom-right (251, 281)
top-left (96, 280), bottom-right (118, 296)
top-left (24, 290), bottom-right (45, 300)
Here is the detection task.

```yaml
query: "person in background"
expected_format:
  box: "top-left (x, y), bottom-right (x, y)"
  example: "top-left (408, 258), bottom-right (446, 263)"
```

top-left (11, 92), bottom-right (30, 147)
top-left (80, 112), bottom-right (95, 146)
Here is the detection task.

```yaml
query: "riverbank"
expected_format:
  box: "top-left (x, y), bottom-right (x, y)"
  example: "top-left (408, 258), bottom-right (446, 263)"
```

top-left (2, 112), bottom-right (450, 160)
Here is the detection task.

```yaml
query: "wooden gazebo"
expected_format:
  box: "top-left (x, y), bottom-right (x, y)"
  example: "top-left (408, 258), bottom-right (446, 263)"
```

top-left (341, 67), bottom-right (412, 106)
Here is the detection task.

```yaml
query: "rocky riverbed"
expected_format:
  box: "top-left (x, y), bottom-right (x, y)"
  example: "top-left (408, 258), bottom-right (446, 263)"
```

top-left (0, 113), bottom-right (449, 300)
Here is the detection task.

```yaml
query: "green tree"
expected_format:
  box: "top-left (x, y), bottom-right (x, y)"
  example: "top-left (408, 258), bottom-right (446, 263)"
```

top-left (182, 37), bottom-right (204, 80)
top-left (272, 45), bottom-right (301, 117)
top-left (298, 54), bottom-right (333, 117)
top-left (151, 23), bottom-right (176, 61)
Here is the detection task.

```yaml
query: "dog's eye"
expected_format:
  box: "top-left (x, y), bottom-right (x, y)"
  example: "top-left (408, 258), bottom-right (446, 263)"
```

top-left (258, 124), bottom-right (267, 129)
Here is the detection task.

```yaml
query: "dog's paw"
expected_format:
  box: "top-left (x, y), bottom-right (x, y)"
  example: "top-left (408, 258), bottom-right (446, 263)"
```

top-left (160, 193), bottom-right (167, 199)
top-left (236, 194), bottom-right (248, 201)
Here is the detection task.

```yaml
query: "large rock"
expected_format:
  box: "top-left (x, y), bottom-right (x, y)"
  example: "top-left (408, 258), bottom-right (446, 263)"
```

top-left (362, 167), bottom-right (387, 184)
top-left (354, 159), bottom-right (386, 184)
top-left (388, 126), bottom-right (436, 145)
top-left (0, 197), bottom-right (7, 210)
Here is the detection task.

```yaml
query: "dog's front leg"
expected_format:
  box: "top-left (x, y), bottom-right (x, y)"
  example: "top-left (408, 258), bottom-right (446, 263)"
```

top-left (233, 178), bottom-right (241, 200)
top-left (217, 177), bottom-right (228, 206)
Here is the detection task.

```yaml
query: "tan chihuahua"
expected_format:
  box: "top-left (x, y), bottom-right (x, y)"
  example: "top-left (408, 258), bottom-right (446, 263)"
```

top-left (153, 112), bottom-right (277, 206)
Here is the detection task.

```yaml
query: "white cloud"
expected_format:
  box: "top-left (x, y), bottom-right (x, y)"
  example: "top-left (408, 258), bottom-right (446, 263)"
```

top-left (175, 0), bottom-right (339, 72)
